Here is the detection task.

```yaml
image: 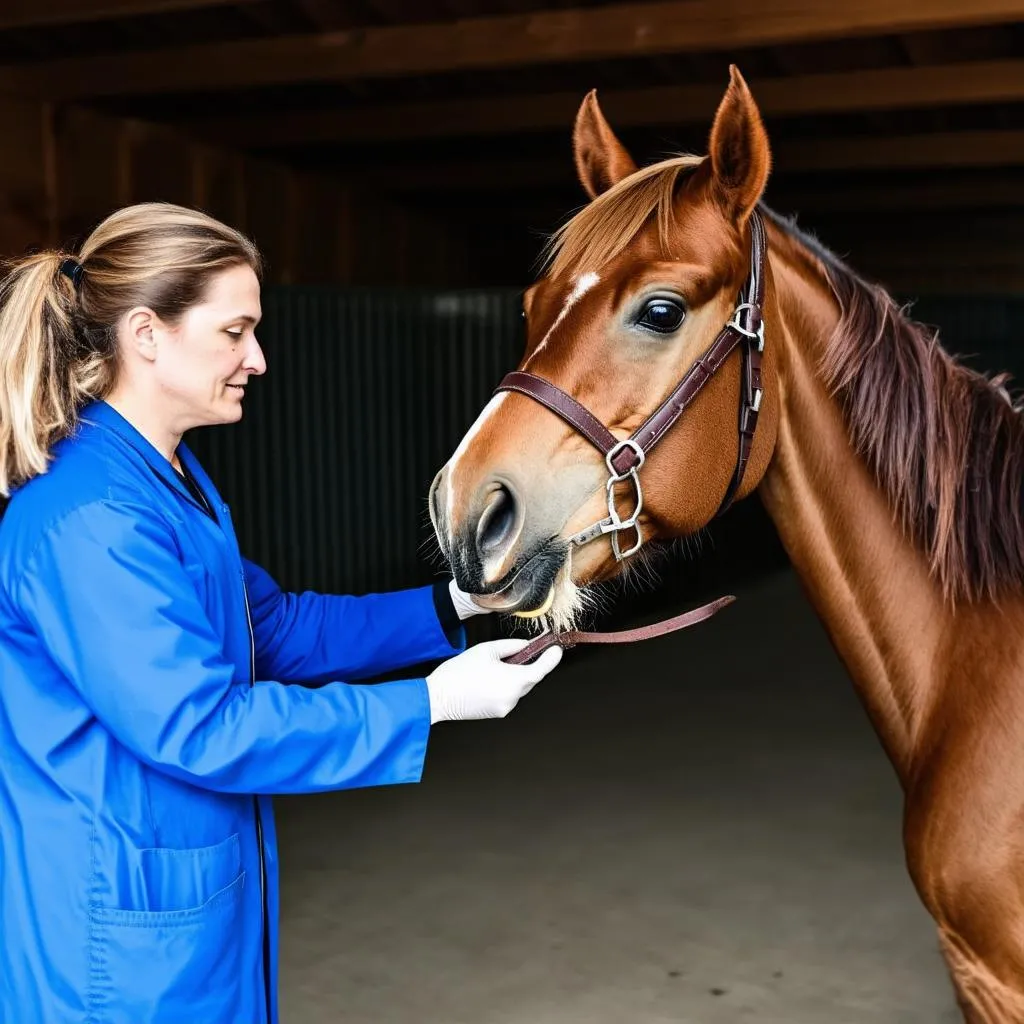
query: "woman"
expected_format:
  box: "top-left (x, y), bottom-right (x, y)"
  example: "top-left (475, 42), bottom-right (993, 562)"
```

top-left (0, 202), bottom-right (561, 1024)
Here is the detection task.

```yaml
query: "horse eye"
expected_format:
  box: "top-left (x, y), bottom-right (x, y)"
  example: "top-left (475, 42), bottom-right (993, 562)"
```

top-left (637, 298), bottom-right (685, 334)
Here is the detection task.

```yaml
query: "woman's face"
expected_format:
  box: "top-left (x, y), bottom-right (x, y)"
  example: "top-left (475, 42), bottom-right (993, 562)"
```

top-left (145, 262), bottom-right (266, 431)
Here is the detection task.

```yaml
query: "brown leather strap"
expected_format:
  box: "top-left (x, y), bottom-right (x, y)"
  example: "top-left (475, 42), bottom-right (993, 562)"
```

top-left (630, 210), bottom-right (767, 470)
top-left (716, 212), bottom-right (767, 515)
top-left (501, 594), bottom-right (736, 665)
top-left (495, 210), bottom-right (768, 486)
top-left (499, 372), bottom-right (619, 455)
top-left (497, 326), bottom-right (747, 478)
top-left (627, 322), bottom-right (747, 457)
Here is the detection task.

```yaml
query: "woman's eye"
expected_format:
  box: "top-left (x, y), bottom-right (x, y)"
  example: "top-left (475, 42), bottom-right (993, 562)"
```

top-left (637, 299), bottom-right (685, 334)
top-left (226, 329), bottom-right (243, 340)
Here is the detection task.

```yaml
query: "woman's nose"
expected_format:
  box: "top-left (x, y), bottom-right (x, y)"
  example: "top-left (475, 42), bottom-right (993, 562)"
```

top-left (244, 338), bottom-right (267, 376)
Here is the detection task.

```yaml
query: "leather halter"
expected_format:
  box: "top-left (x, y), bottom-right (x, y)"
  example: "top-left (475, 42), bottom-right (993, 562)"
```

top-left (502, 594), bottom-right (736, 665)
top-left (496, 210), bottom-right (767, 562)
top-left (495, 213), bottom-right (767, 665)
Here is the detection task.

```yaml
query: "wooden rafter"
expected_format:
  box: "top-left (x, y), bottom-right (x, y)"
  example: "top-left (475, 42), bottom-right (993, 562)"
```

top-left (348, 130), bottom-right (1024, 192)
top-left (2, 0), bottom-right (1024, 98)
top-left (0, 0), bottom-right (259, 30)
top-left (183, 60), bottom-right (1024, 146)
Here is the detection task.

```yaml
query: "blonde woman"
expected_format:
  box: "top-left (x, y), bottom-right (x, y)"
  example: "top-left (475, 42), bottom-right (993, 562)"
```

top-left (0, 203), bottom-right (561, 1024)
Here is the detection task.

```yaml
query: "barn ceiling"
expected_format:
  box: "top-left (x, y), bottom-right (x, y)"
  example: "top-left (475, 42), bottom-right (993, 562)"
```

top-left (0, 0), bottom-right (1021, 285)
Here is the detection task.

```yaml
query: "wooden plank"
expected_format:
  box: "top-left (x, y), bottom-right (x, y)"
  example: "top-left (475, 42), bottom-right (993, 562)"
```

top-left (875, 265), bottom-right (1024, 296)
top-left (3, 0), bottom-right (1024, 98)
top-left (190, 147), bottom-right (209, 209)
top-left (115, 121), bottom-right (138, 205)
top-left (0, 98), bottom-right (49, 251)
top-left (424, 174), bottom-right (1024, 229)
top-left (40, 103), bottom-right (58, 246)
top-left (0, 0), bottom-right (260, 29)
top-left (767, 175), bottom-right (1024, 214)
top-left (290, 0), bottom-right (351, 31)
top-left (184, 60), bottom-right (1024, 146)
top-left (353, 130), bottom-right (1024, 192)
top-left (56, 106), bottom-right (126, 243)
top-left (781, 130), bottom-right (1024, 172)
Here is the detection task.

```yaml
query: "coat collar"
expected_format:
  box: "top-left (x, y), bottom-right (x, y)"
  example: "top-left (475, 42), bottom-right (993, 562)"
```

top-left (79, 399), bottom-right (208, 516)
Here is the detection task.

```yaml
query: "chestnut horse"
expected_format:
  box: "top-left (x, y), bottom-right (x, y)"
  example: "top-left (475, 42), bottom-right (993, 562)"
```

top-left (429, 67), bottom-right (1024, 1021)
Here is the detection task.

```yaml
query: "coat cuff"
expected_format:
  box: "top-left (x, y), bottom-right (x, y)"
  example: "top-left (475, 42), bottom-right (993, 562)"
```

top-left (432, 578), bottom-right (461, 647)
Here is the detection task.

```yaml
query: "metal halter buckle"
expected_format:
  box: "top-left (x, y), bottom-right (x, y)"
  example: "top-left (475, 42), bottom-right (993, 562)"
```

top-left (605, 438), bottom-right (646, 480)
top-left (569, 438), bottom-right (646, 561)
top-left (605, 466), bottom-right (644, 560)
top-left (730, 302), bottom-right (765, 352)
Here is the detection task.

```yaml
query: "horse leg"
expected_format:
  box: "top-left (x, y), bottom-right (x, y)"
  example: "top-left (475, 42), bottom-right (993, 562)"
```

top-left (904, 744), bottom-right (1024, 1024)
top-left (938, 926), bottom-right (1024, 1023)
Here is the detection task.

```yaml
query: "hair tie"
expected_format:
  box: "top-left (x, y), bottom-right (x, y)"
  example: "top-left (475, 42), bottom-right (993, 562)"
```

top-left (59, 257), bottom-right (84, 290)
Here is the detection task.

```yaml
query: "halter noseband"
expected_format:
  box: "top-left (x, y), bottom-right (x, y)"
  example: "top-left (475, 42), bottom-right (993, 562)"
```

top-left (495, 210), bottom-right (768, 562)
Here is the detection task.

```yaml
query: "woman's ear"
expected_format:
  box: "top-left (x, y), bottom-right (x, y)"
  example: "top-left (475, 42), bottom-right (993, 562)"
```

top-left (124, 308), bottom-right (158, 362)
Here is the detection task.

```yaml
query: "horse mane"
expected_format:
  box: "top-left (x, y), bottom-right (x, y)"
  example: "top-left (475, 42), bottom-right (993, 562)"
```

top-left (768, 208), bottom-right (1024, 604)
top-left (545, 155), bottom-right (704, 277)
top-left (547, 159), bottom-right (1024, 603)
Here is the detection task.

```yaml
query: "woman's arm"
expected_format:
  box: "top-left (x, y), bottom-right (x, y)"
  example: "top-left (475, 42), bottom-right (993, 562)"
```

top-left (242, 558), bottom-right (465, 684)
top-left (17, 500), bottom-right (432, 795)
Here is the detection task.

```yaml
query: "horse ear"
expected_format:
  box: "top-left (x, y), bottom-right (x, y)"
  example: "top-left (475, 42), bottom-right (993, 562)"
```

top-left (707, 66), bottom-right (771, 222)
top-left (573, 90), bottom-right (638, 200)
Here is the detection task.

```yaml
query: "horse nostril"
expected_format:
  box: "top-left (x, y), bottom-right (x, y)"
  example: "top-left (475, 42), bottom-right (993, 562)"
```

top-left (429, 468), bottom-right (445, 527)
top-left (476, 484), bottom-right (518, 557)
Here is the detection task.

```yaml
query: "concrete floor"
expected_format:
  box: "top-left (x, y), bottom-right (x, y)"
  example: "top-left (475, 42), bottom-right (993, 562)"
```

top-left (275, 567), bottom-right (960, 1023)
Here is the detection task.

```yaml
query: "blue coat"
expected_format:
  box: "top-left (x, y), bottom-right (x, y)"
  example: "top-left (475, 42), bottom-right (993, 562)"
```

top-left (0, 400), bottom-right (463, 1024)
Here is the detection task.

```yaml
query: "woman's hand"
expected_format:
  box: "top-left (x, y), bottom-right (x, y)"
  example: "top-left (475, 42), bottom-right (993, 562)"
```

top-left (426, 639), bottom-right (562, 723)
top-left (448, 578), bottom-right (492, 620)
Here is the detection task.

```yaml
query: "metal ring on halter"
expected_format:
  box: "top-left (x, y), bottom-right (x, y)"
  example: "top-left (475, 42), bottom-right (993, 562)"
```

top-left (611, 523), bottom-right (643, 561)
top-left (606, 469), bottom-right (643, 530)
top-left (730, 302), bottom-right (765, 351)
top-left (605, 438), bottom-right (646, 480)
top-left (605, 466), bottom-right (644, 561)
top-left (567, 462), bottom-right (646, 559)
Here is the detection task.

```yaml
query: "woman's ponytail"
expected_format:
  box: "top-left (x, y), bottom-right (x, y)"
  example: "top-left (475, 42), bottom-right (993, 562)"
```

top-left (0, 254), bottom-right (74, 494)
top-left (0, 251), bottom-right (114, 496)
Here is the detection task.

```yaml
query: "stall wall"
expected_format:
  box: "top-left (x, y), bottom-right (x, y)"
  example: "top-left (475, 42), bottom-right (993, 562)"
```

top-left (0, 98), bottom-right (472, 286)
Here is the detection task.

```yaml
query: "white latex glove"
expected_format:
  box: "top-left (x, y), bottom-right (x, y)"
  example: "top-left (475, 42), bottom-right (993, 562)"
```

top-left (426, 639), bottom-right (563, 724)
top-left (448, 578), bottom-right (491, 620)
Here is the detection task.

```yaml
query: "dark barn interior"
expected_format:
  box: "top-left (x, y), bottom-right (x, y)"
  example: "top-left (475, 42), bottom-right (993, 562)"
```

top-left (1, 2), bottom-right (1023, 1019)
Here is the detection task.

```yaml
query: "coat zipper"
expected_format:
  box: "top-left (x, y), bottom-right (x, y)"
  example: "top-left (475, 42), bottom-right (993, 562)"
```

top-left (241, 570), bottom-right (272, 1023)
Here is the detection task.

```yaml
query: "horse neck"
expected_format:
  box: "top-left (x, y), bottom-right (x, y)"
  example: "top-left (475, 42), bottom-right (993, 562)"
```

top-left (755, 236), bottom-right (949, 783)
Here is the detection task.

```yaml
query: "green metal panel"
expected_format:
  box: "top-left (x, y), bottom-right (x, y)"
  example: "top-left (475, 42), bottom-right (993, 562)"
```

top-left (186, 287), bottom-right (526, 595)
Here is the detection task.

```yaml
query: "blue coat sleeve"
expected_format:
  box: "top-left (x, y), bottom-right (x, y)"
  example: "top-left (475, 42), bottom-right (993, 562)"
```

top-left (241, 558), bottom-right (464, 684)
top-left (16, 500), bottom-right (431, 795)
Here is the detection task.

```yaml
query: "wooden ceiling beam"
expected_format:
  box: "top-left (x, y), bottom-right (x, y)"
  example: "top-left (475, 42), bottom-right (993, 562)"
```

top-left (433, 175), bottom-right (1024, 221)
top-left (351, 130), bottom-right (1024, 192)
top-left (289, 0), bottom-right (352, 31)
top-left (3, 0), bottom-right (1024, 98)
top-left (769, 175), bottom-right (1024, 214)
top-left (186, 59), bottom-right (1024, 146)
top-left (0, 0), bottom-right (260, 30)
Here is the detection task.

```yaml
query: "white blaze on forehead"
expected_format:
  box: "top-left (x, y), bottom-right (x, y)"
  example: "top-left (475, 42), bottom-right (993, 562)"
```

top-left (446, 392), bottom-right (508, 526)
top-left (443, 272), bottom-right (599, 531)
top-left (534, 271), bottom-right (600, 354)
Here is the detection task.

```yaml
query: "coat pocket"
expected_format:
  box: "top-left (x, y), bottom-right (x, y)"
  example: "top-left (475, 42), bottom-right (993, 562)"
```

top-left (134, 832), bottom-right (241, 912)
top-left (89, 835), bottom-right (248, 1024)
